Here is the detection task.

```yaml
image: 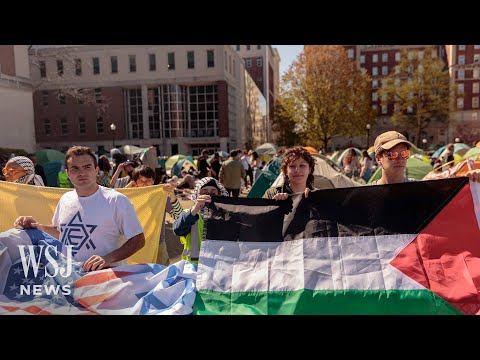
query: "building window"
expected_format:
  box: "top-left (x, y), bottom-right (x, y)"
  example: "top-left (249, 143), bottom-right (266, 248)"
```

top-left (347, 49), bottom-right (354, 59)
top-left (128, 88), bottom-right (144, 138)
top-left (129, 55), bottom-right (136, 72)
top-left (372, 67), bottom-right (378, 76)
top-left (382, 66), bottom-right (388, 76)
top-left (246, 45), bottom-right (251, 50)
top-left (60, 118), bottom-right (68, 135)
top-left (75, 58), bottom-right (82, 76)
top-left (474, 54), bottom-right (480, 64)
top-left (395, 52), bottom-right (401, 62)
top-left (58, 91), bottom-right (66, 104)
top-left (372, 79), bottom-right (378, 89)
top-left (257, 45), bottom-right (261, 50)
top-left (459, 55), bottom-right (465, 65)
top-left (79, 117), bottom-right (86, 134)
top-left (475, 45), bottom-right (480, 49)
top-left (457, 98), bottom-right (464, 109)
top-left (43, 119), bottom-right (50, 135)
top-left (458, 83), bottom-right (464, 94)
top-left (149, 53), bottom-right (156, 71)
top-left (93, 57), bottom-right (100, 75)
top-left (188, 85), bottom-right (218, 138)
top-left (207, 50), bottom-right (215, 68)
top-left (246, 59), bottom-right (252, 67)
top-left (458, 69), bottom-right (465, 80)
top-left (187, 51), bottom-right (195, 69)
top-left (96, 117), bottom-right (104, 134)
top-left (372, 54), bottom-right (378, 63)
top-left (418, 51), bottom-right (424, 60)
top-left (473, 83), bottom-right (479, 94)
top-left (236, 45), bottom-right (240, 51)
top-left (459, 45), bottom-right (466, 51)
top-left (382, 53), bottom-right (388, 62)
top-left (41, 91), bottom-right (48, 106)
top-left (473, 112), bottom-right (479, 121)
top-left (381, 105), bottom-right (388, 114)
top-left (111, 56), bottom-right (118, 73)
top-left (360, 55), bottom-right (365, 64)
top-left (95, 88), bottom-right (102, 103)
top-left (256, 58), bottom-right (263, 67)
top-left (474, 69), bottom-right (480, 79)
top-left (233, 59), bottom-right (236, 78)
top-left (168, 52), bottom-right (175, 70)
top-left (56, 60), bottom-right (64, 76)
top-left (473, 97), bottom-right (479, 108)
top-left (372, 92), bottom-right (378, 102)
top-left (39, 61), bottom-right (46, 78)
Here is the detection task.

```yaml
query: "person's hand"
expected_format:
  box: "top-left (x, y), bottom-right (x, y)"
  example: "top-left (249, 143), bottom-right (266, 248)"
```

top-left (163, 183), bottom-right (177, 201)
top-left (125, 180), bottom-right (136, 188)
top-left (14, 216), bottom-right (38, 229)
top-left (82, 255), bottom-right (111, 272)
top-left (466, 169), bottom-right (480, 182)
top-left (272, 193), bottom-right (289, 201)
top-left (304, 188), bottom-right (310, 198)
top-left (191, 195), bottom-right (211, 215)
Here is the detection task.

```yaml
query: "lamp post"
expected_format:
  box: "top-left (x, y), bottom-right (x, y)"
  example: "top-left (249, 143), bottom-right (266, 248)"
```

top-left (366, 124), bottom-right (371, 148)
top-left (422, 138), bottom-right (427, 151)
top-left (110, 123), bottom-right (116, 149)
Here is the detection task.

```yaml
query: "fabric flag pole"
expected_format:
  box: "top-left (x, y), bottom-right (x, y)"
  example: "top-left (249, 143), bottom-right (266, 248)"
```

top-left (0, 182), bottom-right (168, 264)
top-left (195, 178), bottom-right (480, 315)
top-left (0, 229), bottom-right (196, 315)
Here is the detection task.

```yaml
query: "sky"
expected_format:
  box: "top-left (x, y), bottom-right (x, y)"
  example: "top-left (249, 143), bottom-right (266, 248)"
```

top-left (273, 45), bottom-right (304, 77)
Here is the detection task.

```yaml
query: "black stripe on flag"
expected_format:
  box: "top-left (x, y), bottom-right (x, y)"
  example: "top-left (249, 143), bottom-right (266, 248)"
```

top-left (204, 178), bottom-right (468, 242)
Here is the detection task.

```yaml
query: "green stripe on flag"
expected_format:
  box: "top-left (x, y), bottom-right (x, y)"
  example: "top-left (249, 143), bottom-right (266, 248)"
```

top-left (194, 289), bottom-right (461, 315)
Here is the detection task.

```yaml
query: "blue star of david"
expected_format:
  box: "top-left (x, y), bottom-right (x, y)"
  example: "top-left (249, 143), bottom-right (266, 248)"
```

top-left (60, 212), bottom-right (97, 256)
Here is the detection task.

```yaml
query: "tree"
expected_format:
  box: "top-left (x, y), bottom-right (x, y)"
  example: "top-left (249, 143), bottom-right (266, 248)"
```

top-left (379, 46), bottom-right (451, 147)
top-left (279, 46), bottom-right (375, 150)
top-left (271, 98), bottom-right (297, 146)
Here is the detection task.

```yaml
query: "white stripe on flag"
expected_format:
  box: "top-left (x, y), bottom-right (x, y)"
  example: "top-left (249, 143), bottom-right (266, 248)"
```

top-left (197, 234), bottom-right (423, 292)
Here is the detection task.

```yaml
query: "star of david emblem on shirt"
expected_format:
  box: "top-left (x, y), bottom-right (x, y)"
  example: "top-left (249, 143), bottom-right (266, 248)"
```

top-left (60, 212), bottom-right (97, 257)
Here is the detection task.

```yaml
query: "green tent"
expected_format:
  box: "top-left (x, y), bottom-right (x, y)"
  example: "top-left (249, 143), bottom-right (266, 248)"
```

top-left (35, 149), bottom-right (65, 166)
top-left (165, 155), bottom-right (186, 174)
top-left (368, 156), bottom-right (433, 183)
top-left (247, 157), bottom-right (282, 198)
top-left (462, 146), bottom-right (480, 160)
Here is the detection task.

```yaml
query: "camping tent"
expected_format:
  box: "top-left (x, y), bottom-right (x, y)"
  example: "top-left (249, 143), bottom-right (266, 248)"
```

top-left (431, 143), bottom-right (471, 159)
top-left (335, 148), bottom-right (362, 168)
top-left (35, 149), bottom-right (65, 166)
top-left (248, 154), bottom-right (360, 198)
top-left (172, 156), bottom-right (196, 177)
top-left (270, 155), bottom-right (361, 190)
top-left (462, 146), bottom-right (480, 161)
top-left (303, 146), bottom-right (318, 154)
top-left (255, 143), bottom-right (278, 156)
top-left (121, 145), bottom-right (158, 169)
top-left (367, 156), bottom-right (433, 183)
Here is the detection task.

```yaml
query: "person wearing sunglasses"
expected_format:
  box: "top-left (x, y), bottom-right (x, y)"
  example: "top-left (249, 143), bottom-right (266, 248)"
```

top-left (372, 131), bottom-right (480, 185)
top-left (2, 156), bottom-right (45, 186)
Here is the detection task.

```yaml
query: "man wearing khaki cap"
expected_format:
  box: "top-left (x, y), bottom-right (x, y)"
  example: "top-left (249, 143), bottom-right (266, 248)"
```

top-left (372, 130), bottom-right (480, 185)
top-left (372, 131), bottom-right (415, 185)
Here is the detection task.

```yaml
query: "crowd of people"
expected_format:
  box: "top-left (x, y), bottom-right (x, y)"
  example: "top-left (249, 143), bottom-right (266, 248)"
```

top-left (4, 130), bottom-right (480, 272)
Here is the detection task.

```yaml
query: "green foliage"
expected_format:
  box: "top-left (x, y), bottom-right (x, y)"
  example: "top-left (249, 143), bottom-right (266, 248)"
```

top-left (379, 46), bottom-right (451, 146)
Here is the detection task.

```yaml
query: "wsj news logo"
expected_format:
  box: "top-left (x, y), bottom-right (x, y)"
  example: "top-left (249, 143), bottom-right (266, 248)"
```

top-left (18, 245), bottom-right (74, 296)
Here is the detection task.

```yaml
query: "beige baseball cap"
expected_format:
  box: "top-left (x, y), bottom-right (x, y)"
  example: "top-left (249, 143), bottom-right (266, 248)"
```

top-left (374, 131), bottom-right (414, 154)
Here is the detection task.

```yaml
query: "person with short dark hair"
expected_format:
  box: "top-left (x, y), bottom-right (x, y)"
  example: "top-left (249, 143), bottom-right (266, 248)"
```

top-left (14, 145), bottom-right (145, 272)
top-left (27, 153), bottom-right (47, 185)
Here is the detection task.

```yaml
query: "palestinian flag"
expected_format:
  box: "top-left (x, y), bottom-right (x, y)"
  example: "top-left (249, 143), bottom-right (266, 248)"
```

top-left (194, 178), bottom-right (480, 315)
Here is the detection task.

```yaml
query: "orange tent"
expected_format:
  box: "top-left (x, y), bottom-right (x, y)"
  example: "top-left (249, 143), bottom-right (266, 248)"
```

top-left (303, 146), bottom-right (318, 154)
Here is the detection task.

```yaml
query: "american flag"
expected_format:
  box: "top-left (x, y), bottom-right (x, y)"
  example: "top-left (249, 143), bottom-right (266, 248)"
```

top-left (0, 229), bottom-right (196, 315)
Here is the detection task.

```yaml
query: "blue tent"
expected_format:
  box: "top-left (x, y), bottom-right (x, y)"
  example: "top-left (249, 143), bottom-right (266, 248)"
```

top-left (172, 156), bottom-right (196, 177)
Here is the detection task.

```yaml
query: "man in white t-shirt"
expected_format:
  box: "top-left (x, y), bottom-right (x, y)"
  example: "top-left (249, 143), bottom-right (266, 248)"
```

top-left (14, 146), bottom-right (145, 272)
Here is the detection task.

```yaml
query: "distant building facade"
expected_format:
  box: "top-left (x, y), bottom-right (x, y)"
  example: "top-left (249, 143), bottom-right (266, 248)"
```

top-left (234, 45), bottom-right (280, 143)
top-left (29, 45), bottom-right (268, 156)
top-left (0, 45), bottom-right (36, 153)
